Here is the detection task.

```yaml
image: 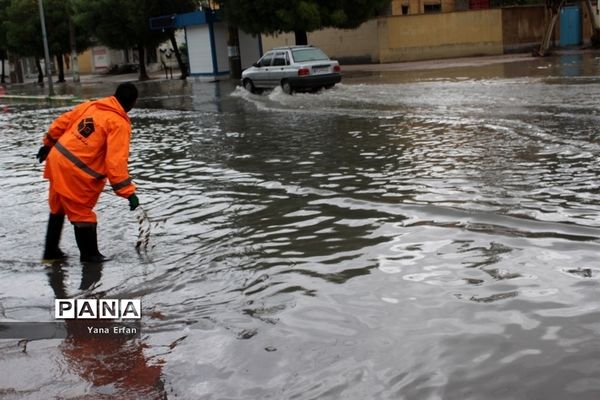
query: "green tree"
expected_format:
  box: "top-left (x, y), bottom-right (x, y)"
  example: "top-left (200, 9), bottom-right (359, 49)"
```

top-left (44, 0), bottom-right (92, 82)
top-left (217, 0), bottom-right (391, 45)
top-left (4, 0), bottom-right (92, 83)
top-left (4, 0), bottom-right (45, 83)
top-left (0, 0), bottom-right (9, 83)
top-left (74, 0), bottom-right (172, 81)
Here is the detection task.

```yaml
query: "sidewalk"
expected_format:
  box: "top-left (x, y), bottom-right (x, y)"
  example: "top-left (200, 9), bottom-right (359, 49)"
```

top-left (342, 52), bottom-right (535, 73)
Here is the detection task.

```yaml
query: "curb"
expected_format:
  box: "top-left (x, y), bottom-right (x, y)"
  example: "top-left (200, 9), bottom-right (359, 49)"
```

top-left (0, 94), bottom-right (84, 105)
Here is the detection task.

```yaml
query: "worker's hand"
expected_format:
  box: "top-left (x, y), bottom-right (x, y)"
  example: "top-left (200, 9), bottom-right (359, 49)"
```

top-left (128, 194), bottom-right (140, 211)
top-left (36, 145), bottom-right (50, 163)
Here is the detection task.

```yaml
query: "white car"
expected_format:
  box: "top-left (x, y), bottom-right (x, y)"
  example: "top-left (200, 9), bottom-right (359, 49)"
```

top-left (241, 46), bottom-right (342, 94)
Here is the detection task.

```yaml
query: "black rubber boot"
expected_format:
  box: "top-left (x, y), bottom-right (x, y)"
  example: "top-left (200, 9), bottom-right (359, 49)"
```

top-left (43, 213), bottom-right (67, 261)
top-left (73, 224), bottom-right (108, 263)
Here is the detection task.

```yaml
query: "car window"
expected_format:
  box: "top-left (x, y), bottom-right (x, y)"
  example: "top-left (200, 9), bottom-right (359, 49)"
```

top-left (272, 52), bottom-right (287, 66)
top-left (258, 54), bottom-right (274, 67)
top-left (291, 48), bottom-right (329, 62)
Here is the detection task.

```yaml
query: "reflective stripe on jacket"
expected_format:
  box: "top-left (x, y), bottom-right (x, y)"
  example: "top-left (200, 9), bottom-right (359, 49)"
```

top-left (43, 96), bottom-right (136, 206)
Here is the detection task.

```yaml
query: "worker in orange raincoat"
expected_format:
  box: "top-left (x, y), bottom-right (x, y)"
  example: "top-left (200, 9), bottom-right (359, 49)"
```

top-left (37, 83), bottom-right (140, 262)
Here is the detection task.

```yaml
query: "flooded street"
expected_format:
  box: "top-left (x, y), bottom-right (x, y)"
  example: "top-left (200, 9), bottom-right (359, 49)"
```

top-left (2, 53), bottom-right (600, 399)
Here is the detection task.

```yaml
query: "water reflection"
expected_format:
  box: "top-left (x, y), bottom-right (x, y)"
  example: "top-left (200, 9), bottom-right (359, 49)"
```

top-left (559, 53), bottom-right (583, 77)
top-left (46, 263), bottom-right (167, 399)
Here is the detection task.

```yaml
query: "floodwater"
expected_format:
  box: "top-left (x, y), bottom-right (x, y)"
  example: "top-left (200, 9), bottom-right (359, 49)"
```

top-left (1, 52), bottom-right (600, 399)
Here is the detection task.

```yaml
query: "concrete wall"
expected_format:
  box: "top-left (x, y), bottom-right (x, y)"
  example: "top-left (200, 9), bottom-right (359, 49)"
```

top-left (379, 10), bottom-right (504, 63)
top-left (263, 10), bottom-right (505, 64)
top-left (501, 4), bottom-right (594, 52)
top-left (581, 3), bottom-right (594, 44)
top-left (238, 31), bottom-right (262, 69)
top-left (307, 20), bottom-right (380, 64)
top-left (502, 6), bottom-right (547, 53)
top-left (260, 6), bottom-right (591, 66)
top-left (261, 32), bottom-right (295, 49)
top-left (261, 20), bottom-right (379, 64)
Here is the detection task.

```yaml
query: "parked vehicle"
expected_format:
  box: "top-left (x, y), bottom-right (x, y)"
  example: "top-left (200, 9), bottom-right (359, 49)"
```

top-left (241, 46), bottom-right (342, 94)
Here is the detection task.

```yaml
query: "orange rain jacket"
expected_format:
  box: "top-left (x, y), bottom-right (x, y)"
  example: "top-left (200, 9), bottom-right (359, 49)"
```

top-left (43, 96), bottom-right (136, 208)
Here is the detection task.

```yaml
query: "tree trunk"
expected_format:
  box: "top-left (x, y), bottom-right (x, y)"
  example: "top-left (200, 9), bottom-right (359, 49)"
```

top-left (56, 54), bottom-right (65, 83)
top-left (169, 31), bottom-right (188, 80)
top-left (137, 43), bottom-right (150, 81)
top-left (9, 53), bottom-right (23, 84)
top-left (535, 0), bottom-right (565, 56)
top-left (68, 17), bottom-right (80, 82)
top-left (295, 30), bottom-right (308, 45)
top-left (0, 50), bottom-right (5, 84)
top-left (36, 57), bottom-right (44, 84)
top-left (227, 25), bottom-right (242, 79)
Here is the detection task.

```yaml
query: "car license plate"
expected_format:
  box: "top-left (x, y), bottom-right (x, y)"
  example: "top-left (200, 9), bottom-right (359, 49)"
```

top-left (312, 66), bottom-right (330, 75)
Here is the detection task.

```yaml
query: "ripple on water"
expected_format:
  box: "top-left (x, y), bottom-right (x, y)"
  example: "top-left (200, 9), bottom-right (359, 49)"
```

top-left (2, 69), bottom-right (600, 398)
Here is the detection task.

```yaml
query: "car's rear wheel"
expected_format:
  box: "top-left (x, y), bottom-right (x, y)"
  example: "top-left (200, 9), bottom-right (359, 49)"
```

top-left (281, 80), bottom-right (293, 95)
top-left (243, 79), bottom-right (257, 94)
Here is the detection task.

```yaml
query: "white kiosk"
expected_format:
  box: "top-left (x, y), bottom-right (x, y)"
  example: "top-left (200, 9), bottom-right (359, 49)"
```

top-left (151, 10), bottom-right (262, 78)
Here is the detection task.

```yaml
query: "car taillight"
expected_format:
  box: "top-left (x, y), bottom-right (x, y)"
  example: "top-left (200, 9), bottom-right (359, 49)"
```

top-left (334, 65), bottom-right (341, 73)
top-left (298, 68), bottom-right (310, 76)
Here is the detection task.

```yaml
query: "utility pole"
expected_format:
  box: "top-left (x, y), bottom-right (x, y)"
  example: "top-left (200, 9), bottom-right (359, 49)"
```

top-left (37, 0), bottom-right (54, 96)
